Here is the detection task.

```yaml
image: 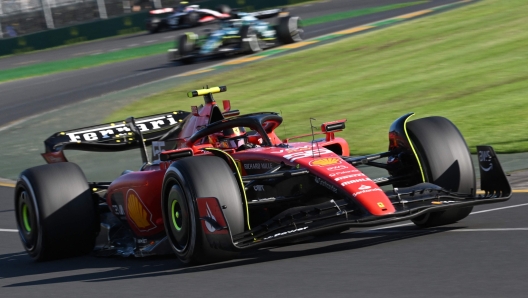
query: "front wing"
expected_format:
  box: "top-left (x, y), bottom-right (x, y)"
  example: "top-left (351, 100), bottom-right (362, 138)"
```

top-left (197, 145), bottom-right (511, 251)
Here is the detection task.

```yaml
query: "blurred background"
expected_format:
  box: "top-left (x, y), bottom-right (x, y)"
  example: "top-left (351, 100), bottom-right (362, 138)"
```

top-left (0, 0), bottom-right (179, 38)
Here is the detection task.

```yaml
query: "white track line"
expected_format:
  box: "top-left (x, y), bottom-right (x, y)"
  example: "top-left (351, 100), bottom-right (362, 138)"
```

top-left (3, 203), bottom-right (528, 233)
top-left (362, 228), bottom-right (528, 233)
top-left (365, 203), bottom-right (528, 231)
top-left (450, 228), bottom-right (528, 232)
top-left (0, 229), bottom-right (18, 232)
top-left (470, 203), bottom-right (528, 214)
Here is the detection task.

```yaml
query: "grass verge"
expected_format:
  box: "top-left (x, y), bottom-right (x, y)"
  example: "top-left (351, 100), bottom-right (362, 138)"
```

top-left (107, 0), bottom-right (528, 154)
top-left (0, 1), bottom-right (426, 83)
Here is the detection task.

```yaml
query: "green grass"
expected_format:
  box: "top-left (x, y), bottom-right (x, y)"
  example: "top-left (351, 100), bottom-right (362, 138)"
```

top-left (0, 1), bottom-right (427, 83)
top-left (0, 42), bottom-right (173, 82)
top-left (302, 1), bottom-right (427, 26)
top-left (107, 0), bottom-right (528, 154)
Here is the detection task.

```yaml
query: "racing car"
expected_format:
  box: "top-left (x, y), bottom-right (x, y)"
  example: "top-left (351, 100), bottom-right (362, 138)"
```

top-left (15, 86), bottom-right (511, 264)
top-left (146, 2), bottom-right (232, 33)
top-left (168, 10), bottom-right (302, 63)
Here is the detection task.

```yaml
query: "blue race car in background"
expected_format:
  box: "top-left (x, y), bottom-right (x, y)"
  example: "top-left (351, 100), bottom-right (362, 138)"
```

top-left (168, 9), bottom-right (303, 63)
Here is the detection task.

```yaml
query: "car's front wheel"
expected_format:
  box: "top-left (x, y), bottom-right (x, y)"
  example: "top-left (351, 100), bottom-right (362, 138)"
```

top-left (239, 25), bottom-right (264, 53)
top-left (406, 116), bottom-right (476, 227)
top-left (277, 16), bottom-right (303, 44)
top-left (162, 156), bottom-right (244, 265)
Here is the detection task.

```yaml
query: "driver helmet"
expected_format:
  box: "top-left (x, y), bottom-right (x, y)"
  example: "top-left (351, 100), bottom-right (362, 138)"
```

top-left (209, 127), bottom-right (248, 150)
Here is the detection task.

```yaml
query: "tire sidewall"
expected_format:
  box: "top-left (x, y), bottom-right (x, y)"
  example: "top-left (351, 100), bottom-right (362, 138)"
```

top-left (15, 177), bottom-right (44, 259)
top-left (162, 173), bottom-right (199, 263)
top-left (13, 163), bottom-right (96, 261)
top-left (162, 156), bottom-right (244, 264)
top-left (240, 25), bottom-right (261, 53)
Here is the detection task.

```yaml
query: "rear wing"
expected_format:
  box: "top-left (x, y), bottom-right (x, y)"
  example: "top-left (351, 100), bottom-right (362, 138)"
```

top-left (42, 111), bottom-right (190, 156)
top-left (249, 8), bottom-right (287, 19)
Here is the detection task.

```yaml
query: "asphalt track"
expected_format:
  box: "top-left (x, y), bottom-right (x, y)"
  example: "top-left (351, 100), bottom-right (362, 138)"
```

top-left (3, 0), bottom-right (528, 296)
top-left (2, 184), bottom-right (528, 297)
top-left (0, 0), bottom-right (460, 127)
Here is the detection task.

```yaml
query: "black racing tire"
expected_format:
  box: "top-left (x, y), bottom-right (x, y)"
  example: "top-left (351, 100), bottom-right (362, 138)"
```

top-left (178, 34), bottom-right (196, 64)
top-left (216, 4), bottom-right (231, 14)
top-left (406, 116), bottom-right (476, 228)
top-left (148, 18), bottom-right (166, 33)
top-left (148, 24), bottom-right (160, 34)
top-left (277, 16), bottom-right (303, 44)
top-left (239, 25), bottom-right (264, 53)
top-left (183, 11), bottom-right (200, 27)
top-left (14, 162), bottom-right (97, 261)
top-left (162, 156), bottom-right (244, 265)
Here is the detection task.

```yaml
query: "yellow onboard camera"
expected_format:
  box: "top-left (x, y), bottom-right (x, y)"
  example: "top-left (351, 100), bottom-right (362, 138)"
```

top-left (187, 86), bottom-right (227, 98)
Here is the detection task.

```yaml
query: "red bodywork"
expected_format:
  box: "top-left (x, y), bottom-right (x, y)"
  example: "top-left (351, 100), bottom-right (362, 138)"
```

top-left (99, 98), bottom-right (394, 237)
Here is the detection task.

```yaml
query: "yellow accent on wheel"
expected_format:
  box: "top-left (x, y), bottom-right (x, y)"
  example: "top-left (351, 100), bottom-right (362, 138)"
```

top-left (203, 148), bottom-right (251, 230)
top-left (403, 113), bottom-right (426, 183)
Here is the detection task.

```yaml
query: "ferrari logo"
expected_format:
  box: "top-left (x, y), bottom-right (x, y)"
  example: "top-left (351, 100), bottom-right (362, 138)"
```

top-left (377, 202), bottom-right (385, 208)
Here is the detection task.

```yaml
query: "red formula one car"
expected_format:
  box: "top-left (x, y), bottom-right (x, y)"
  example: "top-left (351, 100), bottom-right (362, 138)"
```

top-left (15, 86), bottom-right (511, 264)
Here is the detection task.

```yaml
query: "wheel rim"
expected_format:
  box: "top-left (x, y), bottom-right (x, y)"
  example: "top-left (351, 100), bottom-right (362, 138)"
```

top-left (289, 18), bottom-right (303, 41)
top-left (22, 203), bottom-right (31, 233)
top-left (171, 199), bottom-right (183, 231)
top-left (247, 28), bottom-right (262, 52)
top-left (167, 183), bottom-right (191, 252)
top-left (16, 188), bottom-right (37, 251)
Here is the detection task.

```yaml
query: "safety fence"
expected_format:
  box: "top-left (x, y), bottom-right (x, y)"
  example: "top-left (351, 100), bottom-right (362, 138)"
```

top-left (0, 0), bottom-right (308, 38)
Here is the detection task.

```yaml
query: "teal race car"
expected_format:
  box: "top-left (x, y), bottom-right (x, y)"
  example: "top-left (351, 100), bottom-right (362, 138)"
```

top-left (168, 9), bottom-right (303, 64)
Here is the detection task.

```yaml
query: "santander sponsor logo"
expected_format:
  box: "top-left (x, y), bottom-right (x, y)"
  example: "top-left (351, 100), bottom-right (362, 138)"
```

top-left (334, 173), bottom-right (365, 182)
top-left (282, 148), bottom-right (333, 162)
top-left (352, 188), bottom-right (383, 197)
top-left (327, 165), bottom-right (347, 171)
top-left (329, 170), bottom-right (359, 177)
top-left (341, 178), bottom-right (372, 187)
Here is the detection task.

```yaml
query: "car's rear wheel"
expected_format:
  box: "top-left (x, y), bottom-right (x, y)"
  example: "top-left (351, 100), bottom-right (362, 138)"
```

top-left (148, 24), bottom-right (159, 34)
top-left (277, 16), bottom-right (303, 44)
top-left (183, 11), bottom-right (200, 27)
top-left (162, 156), bottom-right (244, 265)
top-left (14, 162), bottom-right (98, 261)
top-left (406, 116), bottom-right (475, 227)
